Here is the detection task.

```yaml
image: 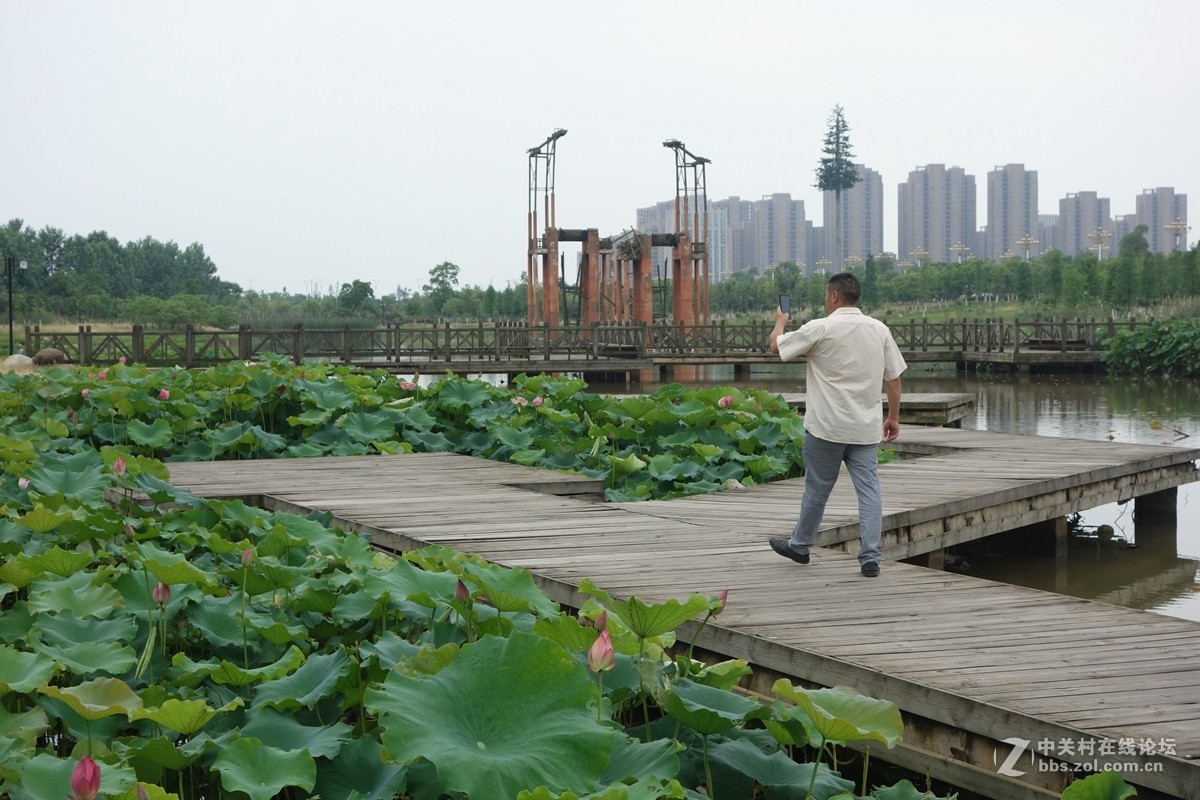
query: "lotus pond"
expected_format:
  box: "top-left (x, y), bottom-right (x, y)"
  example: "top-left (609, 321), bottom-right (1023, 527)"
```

top-left (0, 360), bottom-right (1133, 799)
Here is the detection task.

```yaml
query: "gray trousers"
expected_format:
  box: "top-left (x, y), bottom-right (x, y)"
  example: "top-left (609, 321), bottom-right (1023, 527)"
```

top-left (788, 433), bottom-right (883, 565)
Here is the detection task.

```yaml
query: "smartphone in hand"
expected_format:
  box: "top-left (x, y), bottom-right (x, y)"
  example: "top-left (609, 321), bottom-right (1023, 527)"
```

top-left (779, 293), bottom-right (791, 316)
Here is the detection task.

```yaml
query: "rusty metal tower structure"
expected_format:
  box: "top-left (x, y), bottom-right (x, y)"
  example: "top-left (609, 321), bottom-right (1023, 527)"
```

top-left (527, 128), bottom-right (567, 325)
top-left (526, 129), bottom-right (710, 328)
top-left (663, 139), bottom-right (710, 324)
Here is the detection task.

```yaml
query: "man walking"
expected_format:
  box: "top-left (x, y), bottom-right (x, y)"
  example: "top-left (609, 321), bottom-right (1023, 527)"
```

top-left (768, 272), bottom-right (906, 577)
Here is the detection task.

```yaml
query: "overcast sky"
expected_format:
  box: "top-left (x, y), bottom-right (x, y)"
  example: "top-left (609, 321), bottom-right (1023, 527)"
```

top-left (3, 1), bottom-right (1195, 297)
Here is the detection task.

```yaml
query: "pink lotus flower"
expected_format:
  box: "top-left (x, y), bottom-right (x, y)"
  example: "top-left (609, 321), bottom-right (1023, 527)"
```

top-left (18, 477), bottom-right (29, 490)
top-left (118, 356), bottom-right (127, 365)
top-left (158, 389), bottom-right (170, 401)
top-left (456, 580), bottom-right (471, 604)
top-left (98, 370), bottom-right (107, 380)
top-left (69, 755), bottom-right (101, 800)
top-left (399, 381), bottom-right (417, 391)
top-left (714, 590), bottom-right (729, 616)
top-left (241, 548), bottom-right (254, 567)
top-left (594, 610), bottom-right (607, 631)
top-left (112, 458), bottom-right (126, 477)
top-left (718, 395), bottom-right (734, 408)
top-left (532, 396), bottom-right (544, 407)
top-left (512, 396), bottom-right (528, 408)
top-left (137, 785), bottom-right (150, 800)
top-left (81, 388), bottom-right (89, 398)
top-left (588, 629), bottom-right (615, 672)
top-left (153, 582), bottom-right (171, 606)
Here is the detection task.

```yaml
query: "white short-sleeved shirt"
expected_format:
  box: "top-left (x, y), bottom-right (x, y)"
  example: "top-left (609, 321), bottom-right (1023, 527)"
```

top-left (776, 307), bottom-right (907, 445)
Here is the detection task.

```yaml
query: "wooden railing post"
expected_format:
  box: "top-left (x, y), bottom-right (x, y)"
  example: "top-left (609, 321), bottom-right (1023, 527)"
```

top-left (494, 322), bottom-right (503, 362)
top-left (444, 322), bottom-right (452, 363)
top-left (81, 325), bottom-right (93, 365)
top-left (185, 324), bottom-right (196, 368)
top-left (542, 324), bottom-right (550, 360)
top-left (292, 324), bottom-right (304, 365)
top-left (1013, 318), bottom-right (1022, 354)
top-left (237, 325), bottom-right (251, 361)
top-left (130, 324), bottom-right (143, 363)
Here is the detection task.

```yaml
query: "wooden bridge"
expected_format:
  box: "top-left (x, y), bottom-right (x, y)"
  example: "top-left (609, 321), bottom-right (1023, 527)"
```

top-left (27, 318), bottom-right (1135, 374)
top-left (158, 426), bottom-right (1200, 800)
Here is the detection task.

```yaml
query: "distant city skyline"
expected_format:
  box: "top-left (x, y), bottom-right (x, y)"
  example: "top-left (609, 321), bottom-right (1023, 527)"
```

top-left (636, 162), bottom-right (1188, 280)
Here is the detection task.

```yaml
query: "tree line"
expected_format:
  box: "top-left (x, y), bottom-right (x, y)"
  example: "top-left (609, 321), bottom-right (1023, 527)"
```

top-left (4, 218), bottom-right (1197, 333)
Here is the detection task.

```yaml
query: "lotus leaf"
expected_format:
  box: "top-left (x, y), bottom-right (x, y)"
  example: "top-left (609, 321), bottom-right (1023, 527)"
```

top-left (0, 706), bottom-right (50, 745)
top-left (311, 734), bottom-right (408, 800)
top-left (252, 649), bottom-right (351, 710)
top-left (871, 778), bottom-right (960, 799)
top-left (706, 737), bottom-right (854, 800)
top-left (130, 696), bottom-right (243, 735)
top-left (126, 418), bottom-right (173, 448)
top-left (212, 737), bottom-right (317, 800)
top-left (38, 640), bottom-right (137, 676)
top-left (659, 679), bottom-right (769, 736)
top-left (22, 545), bottom-right (92, 577)
top-left (1058, 770), bottom-right (1137, 800)
top-left (366, 632), bottom-right (616, 799)
top-left (461, 560), bottom-right (559, 617)
top-left (12, 506), bottom-right (77, 535)
top-left (771, 681), bottom-right (903, 748)
top-left (581, 580), bottom-right (711, 641)
top-left (12, 753), bottom-right (137, 800)
top-left (38, 677), bottom-right (143, 720)
top-left (338, 411), bottom-right (396, 444)
top-left (112, 735), bottom-right (200, 770)
top-left (135, 542), bottom-right (211, 586)
top-left (27, 577), bottom-right (124, 619)
top-left (435, 378), bottom-right (491, 411)
top-left (0, 645), bottom-right (56, 694)
top-left (240, 708), bottom-right (352, 758)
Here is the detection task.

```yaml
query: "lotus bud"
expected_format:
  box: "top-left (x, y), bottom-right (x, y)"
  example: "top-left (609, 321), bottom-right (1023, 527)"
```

top-left (112, 458), bottom-right (126, 477)
top-left (118, 356), bottom-right (127, 365)
top-left (158, 389), bottom-right (170, 401)
top-left (81, 388), bottom-right (89, 398)
top-left (532, 396), bottom-right (544, 407)
top-left (714, 590), bottom-right (729, 616)
top-left (455, 580), bottom-right (470, 604)
top-left (594, 610), bottom-right (607, 631)
top-left (587, 629), bottom-right (615, 672)
top-left (98, 370), bottom-right (107, 380)
top-left (153, 582), bottom-right (171, 606)
top-left (18, 477), bottom-right (29, 490)
top-left (718, 395), bottom-right (733, 408)
top-left (241, 548), bottom-right (254, 567)
top-left (137, 785), bottom-right (150, 800)
top-left (69, 755), bottom-right (101, 800)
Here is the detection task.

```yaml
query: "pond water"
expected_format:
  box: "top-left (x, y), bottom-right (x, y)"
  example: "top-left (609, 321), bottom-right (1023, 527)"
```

top-left (588, 365), bottom-right (1200, 624)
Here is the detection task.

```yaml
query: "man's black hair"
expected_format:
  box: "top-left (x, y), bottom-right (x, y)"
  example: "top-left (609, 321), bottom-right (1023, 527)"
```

top-left (826, 272), bottom-right (861, 305)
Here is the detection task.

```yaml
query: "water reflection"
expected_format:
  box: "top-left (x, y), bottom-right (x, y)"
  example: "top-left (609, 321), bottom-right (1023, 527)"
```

top-left (586, 365), bottom-right (1200, 623)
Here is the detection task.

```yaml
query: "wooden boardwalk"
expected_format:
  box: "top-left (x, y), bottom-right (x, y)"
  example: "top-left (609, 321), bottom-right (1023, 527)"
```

top-left (161, 429), bottom-right (1200, 799)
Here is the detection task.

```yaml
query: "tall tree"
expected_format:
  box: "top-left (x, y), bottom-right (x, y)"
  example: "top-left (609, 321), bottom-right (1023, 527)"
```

top-left (814, 104), bottom-right (860, 273)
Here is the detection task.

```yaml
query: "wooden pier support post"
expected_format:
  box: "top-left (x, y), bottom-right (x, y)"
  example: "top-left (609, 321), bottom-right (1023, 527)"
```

top-left (1009, 516), bottom-right (1069, 558)
top-left (1135, 487), bottom-right (1177, 521)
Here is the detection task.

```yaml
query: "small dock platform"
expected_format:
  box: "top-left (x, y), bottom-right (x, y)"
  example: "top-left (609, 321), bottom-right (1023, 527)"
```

top-left (780, 391), bottom-right (976, 427)
top-left (161, 428), bottom-right (1200, 799)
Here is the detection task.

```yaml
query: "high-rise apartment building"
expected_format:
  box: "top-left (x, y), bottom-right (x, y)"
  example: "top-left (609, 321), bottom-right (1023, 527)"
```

top-left (1056, 192), bottom-right (1111, 257)
top-left (897, 164), bottom-right (977, 264)
top-left (986, 164), bottom-right (1039, 260)
top-left (823, 164), bottom-right (883, 269)
top-left (1135, 187), bottom-right (1188, 253)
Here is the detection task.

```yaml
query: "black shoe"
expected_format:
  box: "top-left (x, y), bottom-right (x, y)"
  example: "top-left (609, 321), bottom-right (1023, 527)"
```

top-left (770, 537), bottom-right (810, 565)
top-left (861, 561), bottom-right (880, 577)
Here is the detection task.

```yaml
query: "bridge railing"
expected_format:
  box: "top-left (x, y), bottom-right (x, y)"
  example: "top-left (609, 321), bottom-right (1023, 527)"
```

top-left (24, 319), bottom-right (1138, 368)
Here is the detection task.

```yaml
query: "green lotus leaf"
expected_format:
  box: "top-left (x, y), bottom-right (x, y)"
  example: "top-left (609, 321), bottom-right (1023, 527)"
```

top-left (692, 659), bottom-right (753, 691)
top-left (360, 631), bottom-right (423, 668)
top-left (312, 734), bottom-right (407, 800)
top-left (33, 416), bottom-right (70, 437)
top-left (0, 644), bottom-right (57, 693)
top-left (27, 577), bottom-right (124, 619)
top-left (241, 708), bottom-right (352, 758)
top-left (289, 408), bottom-right (332, 426)
top-left (1059, 770), bottom-right (1137, 800)
top-left (252, 649), bottom-right (350, 710)
top-left (608, 396), bottom-right (659, 423)
top-left (395, 404), bottom-right (437, 431)
top-left (23, 545), bottom-right (92, 577)
top-left (38, 640), bottom-right (137, 676)
top-left (0, 560), bottom-right (36, 590)
top-left (608, 452), bottom-right (647, 475)
top-left (493, 425), bottom-right (536, 451)
top-left (186, 595), bottom-right (248, 648)
top-left (707, 737), bottom-right (853, 799)
top-left (0, 705), bottom-right (50, 744)
top-left (365, 632), bottom-right (615, 799)
top-left (212, 737), bottom-right (317, 800)
top-left (300, 380), bottom-right (357, 412)
top-left (462, 560), bottom-right (559, 617)
top-left (600, 734), bottom-right (681, 784)
top-left (173, 645), bottom-right (305, 687)
top-left (131, 472), bottom-right (202, 507)
top-left (13, 505), bottom-right (77, 534)
top-left (362, 554), bottom-right (458, 603)
top-left (212, 421), bottom-right (253, 449)
top-left (38, 676), bottom-right (143, 720)
top-left (580, 579), bottom-right (711, 641)
top-left (771, 681), bottom-right (903, 748)
top-left (532, 615), bottom-right (597, 654)
top-left (134, 542), bottom-right (211, 585)
top-left (510, 448), bottom-right (545, 466)
top-left (659, 678), bottom-right (769, 736)
top-left (338, 411), bottom-right (396, 444)
top-left (113, 734), bottom-right (201, 771)
top-left (130, 697), bottom-right (243, 735)
top-left (691, 443), bottom-right (723, 460)
top-left (126, 418), bottom-right (174, 448)
top-left (12, 752), bottom-right (138, 800)
top-left (436, 378), bottom-right (492, 412)
top-left (405, 428), bottom-right (456, 451)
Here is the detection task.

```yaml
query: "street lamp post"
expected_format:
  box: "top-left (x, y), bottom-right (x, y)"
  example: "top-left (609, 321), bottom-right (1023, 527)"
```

top-left (1016, 234), bottom-right (1039, 263)
top-left (909, 247), bottom-right (930, 268)
top-left (950, 242), bottom-right (970, 263)
top-left (815, 257), bottom-right (832, 275)
top-left (1165, 218), bottom-right (1190, 252)
top-left (5, 256), bottom-right (27, 356)
top-left (1087, 228), bottom-right (1112, 260)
